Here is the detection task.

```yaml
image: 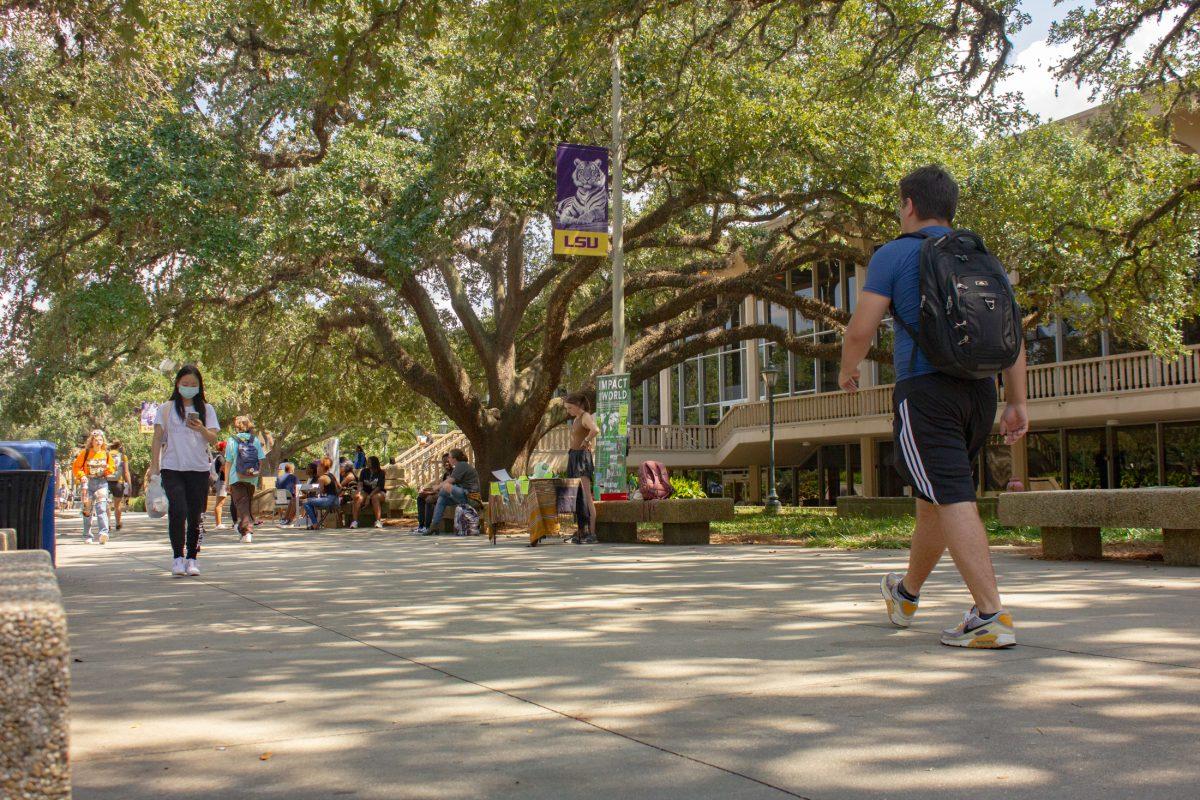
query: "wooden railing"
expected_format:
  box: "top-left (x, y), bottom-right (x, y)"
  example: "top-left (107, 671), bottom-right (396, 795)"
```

top-left (393, 431), bottom-right (471, 488)
top-left (524, 347), bottom-right (1200, 457)
top-left (1023, 345), bottom-right (1200, 400)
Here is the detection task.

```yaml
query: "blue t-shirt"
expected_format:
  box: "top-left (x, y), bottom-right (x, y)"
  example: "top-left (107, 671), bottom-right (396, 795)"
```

top-left (862, 225), bottom-right (952, 382)
top-left (277, 473), bottom-right (298, 495)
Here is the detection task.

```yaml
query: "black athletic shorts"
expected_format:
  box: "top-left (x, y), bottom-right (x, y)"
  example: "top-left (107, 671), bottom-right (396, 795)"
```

top-left (891, 372), bottom-right (997, 505)
top-left (567, 449), bottom-right (595, 482)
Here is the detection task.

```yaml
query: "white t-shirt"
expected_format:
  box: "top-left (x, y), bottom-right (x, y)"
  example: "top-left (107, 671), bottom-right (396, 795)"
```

top-left (155, 401), bottom-right (219, 472)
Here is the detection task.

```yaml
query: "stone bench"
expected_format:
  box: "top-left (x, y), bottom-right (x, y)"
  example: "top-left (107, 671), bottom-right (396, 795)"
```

top-left (0, 550), bottom-right (71, 800)
top-left (595, 498), bottom-right (735, 545)
top-left (998, 487), bottom-right (1200, 566)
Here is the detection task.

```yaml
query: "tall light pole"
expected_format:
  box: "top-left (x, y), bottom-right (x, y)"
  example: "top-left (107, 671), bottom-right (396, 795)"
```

top-left (761, 367), bottom-right (781, 515)
top-left (611, 32), bottom-right (625, 374)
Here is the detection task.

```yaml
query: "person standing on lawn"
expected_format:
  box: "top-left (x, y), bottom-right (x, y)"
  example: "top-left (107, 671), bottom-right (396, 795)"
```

top-left (149, 364), bottom-right (220, 577)
top-left (563, 392), bottom-right (599, 544)
top-left (838, 164), bottom-right (1028, 649)
top-left (224, 415), bottom-right (267, 543)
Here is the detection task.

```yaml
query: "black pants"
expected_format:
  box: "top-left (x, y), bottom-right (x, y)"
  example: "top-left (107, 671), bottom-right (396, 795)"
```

top-left (567, 449), bottom-right (595, 531)
top-left (162, 469), bottom-right (209, 559)
top-left (418, 494), bottom-right (436, 528)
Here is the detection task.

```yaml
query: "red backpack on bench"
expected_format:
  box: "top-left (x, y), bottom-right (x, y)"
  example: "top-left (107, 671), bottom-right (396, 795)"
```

top-left (638, 461), bottom-right (675, 501)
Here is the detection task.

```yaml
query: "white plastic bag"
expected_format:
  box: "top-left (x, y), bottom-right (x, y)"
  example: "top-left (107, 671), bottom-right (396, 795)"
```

top-left (146, 474), bottom-right (169, 518)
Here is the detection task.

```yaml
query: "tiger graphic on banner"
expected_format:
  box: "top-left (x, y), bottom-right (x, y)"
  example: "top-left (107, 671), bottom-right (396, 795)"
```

top-left (556, 158), bottom-right (607, 228)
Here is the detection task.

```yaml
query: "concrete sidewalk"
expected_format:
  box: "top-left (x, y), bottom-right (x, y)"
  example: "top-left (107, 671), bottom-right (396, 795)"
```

top-left (57, 514), bottom-right (1200, 799)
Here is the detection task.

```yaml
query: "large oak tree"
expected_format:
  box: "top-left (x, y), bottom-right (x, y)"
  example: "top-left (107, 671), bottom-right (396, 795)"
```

top-left (2, 0), bottom-right (1197, 480)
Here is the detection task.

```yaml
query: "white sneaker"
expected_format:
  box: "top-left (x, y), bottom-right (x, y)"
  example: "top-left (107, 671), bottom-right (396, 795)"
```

top-left (98, 533), bottom-right (109, 545)
top-left (185, 558), bottom-right (200, 576)
top-left (216, 524), bottom-right (229, 530)
top-left (415, 527), bottom-right (427, 534)
top-left (374, 520), bottom-right (383, 528)
top-left (240, 533), bottom-right (252, 543)
top-left (171, 557), bottom-right (186, 577)
top-left (350, 520), bottom-right (359, 529)
top-left (84, 536), bottom-right (95, 545)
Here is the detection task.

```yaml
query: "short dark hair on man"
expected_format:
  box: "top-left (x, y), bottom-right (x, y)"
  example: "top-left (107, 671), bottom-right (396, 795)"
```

top-left (899, 164), bottom-right (959, 223)
top-left (449, 448), bottom-right (468, 462)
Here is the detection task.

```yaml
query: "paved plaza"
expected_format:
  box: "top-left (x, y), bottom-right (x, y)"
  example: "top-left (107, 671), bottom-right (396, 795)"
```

top-left (56, 513), bottom-right (1200, 799)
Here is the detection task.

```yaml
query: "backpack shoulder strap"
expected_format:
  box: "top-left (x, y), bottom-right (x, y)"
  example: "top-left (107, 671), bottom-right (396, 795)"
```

top-left (888, 232), bottom-right (933, 375)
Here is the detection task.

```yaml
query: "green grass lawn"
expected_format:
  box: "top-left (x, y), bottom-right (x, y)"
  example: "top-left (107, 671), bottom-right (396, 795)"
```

top-left (693, 506), bottom-right (1163, 550)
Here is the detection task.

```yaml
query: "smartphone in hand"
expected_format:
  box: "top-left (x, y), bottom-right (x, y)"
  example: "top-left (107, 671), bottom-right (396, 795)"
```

top-left (186, 410), bottom-right (201, 424)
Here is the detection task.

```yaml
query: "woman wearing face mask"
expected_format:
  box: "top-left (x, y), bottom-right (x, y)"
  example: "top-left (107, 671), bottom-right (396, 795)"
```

top-left (148, 364), bottom-right (220, 577)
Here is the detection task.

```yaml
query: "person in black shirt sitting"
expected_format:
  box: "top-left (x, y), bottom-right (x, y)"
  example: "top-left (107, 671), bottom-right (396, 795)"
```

top-left (351, 456), bottom-right (388, 529)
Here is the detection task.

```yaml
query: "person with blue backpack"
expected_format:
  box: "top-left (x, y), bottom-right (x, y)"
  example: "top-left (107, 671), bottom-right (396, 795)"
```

top-left (224, 415), bottom-right (268, 544)
top-left (839, 165), bottom-right (1029, 649)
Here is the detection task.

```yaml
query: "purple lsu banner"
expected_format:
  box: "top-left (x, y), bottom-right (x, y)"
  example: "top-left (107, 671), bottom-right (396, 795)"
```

top-left (554, 143), bottom-right (611, 257)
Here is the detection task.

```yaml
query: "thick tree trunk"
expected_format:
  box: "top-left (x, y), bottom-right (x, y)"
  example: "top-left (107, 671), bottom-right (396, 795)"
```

top-left (461, 416), bottom-right (540, 499)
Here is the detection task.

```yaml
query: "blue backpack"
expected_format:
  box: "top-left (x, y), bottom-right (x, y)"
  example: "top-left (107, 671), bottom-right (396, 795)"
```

top-left (234, 434), bottom-right (261, 478)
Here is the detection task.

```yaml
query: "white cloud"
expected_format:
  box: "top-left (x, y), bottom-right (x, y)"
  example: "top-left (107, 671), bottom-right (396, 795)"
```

top-left (1000, 38), bottom-right (1096, 122)
top-left (999, 11), bottom-right (1183, 123)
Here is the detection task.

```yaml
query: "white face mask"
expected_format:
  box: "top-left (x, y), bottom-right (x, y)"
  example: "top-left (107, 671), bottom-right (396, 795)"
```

top-left (178, 385), bottom-right (200, 399)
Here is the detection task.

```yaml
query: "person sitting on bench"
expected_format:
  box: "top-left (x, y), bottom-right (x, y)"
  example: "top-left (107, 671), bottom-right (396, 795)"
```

top-left (422, 448), bottom-right (479, 536)
top-left (303, 457), bottom-right (340, 530)
top-left (351, 456), bottom-right (388, 529)
top-left (416, 454), bottom-right (452, 534)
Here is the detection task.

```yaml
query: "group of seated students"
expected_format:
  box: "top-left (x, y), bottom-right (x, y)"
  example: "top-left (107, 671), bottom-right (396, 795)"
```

top-left (275, 450), bottom-right (389, 530)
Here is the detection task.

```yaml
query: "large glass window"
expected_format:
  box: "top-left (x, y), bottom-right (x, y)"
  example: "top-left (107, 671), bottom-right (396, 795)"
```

top-left (1062, 318), bottom-right (1101, 361)
top-left (1066, 428), bottom-right (1107, 489)
top-left (1183, 318), bottom-right (1200, 347)
top-left (1025, 321), bottom-right (1057, 365)
top-left (817, 262), bottom-right (841, 310)
top-left (1027, 431), bottom-right (1063, 490)
top-left (721, 348), bottom-right (744, 402)
top-left (791, 353), bottom-right (816, 394)
top-left (818, 333), bottom-right (839, 391)
top-left (1116, 425), bottom-right (1158, 488)
top-left (792, 266), bottom-right (815, 335)
top-left (877, 322), bottom-right (896, 386)
top-left (1165, 422), bottom-right (1200, 486)
top-left (876, 441), bottom-right (906, 497)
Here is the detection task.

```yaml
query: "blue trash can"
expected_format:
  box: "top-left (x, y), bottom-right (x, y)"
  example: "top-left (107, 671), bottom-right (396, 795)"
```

top-left (0, 440), bottom-right (57, 564)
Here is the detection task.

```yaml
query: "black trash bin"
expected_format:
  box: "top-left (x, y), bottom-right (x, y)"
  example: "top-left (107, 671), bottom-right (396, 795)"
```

top-left (0, 446), bottom-right (51, 550)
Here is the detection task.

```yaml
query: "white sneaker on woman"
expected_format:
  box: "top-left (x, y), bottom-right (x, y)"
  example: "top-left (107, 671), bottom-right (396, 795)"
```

top-left (171, 557), bottom-right (186, 577)
top-left (240, 532), bottom-right (252, 543)
top-left (185, 558), bottom-right (200, 576)
top-left (374, 520), bottom-right (383, 528)
top-left (350, 520), bottom-right (359, 529)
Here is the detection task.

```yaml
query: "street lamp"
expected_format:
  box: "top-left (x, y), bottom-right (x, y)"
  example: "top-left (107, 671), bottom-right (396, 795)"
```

top-left (438, 419), bottom-right (449, 435)
top-left (761, 367), bottom-right (782, 515)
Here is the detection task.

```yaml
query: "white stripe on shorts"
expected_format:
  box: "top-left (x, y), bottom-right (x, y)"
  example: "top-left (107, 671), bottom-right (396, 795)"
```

top-left (899, 399), bottom-right (937, 503)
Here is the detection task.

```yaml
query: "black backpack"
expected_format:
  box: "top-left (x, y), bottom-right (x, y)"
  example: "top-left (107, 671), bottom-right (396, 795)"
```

top-left (893, 229), bottom-right (1022, 380)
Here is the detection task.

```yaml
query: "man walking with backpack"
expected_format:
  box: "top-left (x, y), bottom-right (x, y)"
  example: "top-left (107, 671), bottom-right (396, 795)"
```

top-left (839, 165), bottom-right (1028, 648)
top-left (224, 415), bottom-right (267, 544)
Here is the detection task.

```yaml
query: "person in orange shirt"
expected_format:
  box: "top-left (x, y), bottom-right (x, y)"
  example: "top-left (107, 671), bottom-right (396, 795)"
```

top-left (73, 429), bottom-right (116, 544)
